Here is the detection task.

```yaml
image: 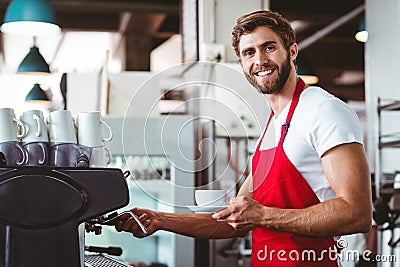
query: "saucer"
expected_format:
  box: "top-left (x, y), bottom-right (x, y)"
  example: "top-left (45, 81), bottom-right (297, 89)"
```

top-left (186, 205), bottom-right (228, 214)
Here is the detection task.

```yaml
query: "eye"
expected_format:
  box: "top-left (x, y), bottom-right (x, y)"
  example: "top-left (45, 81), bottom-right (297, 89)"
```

top-left (264, 45), bottom-right (275, 52)
top-left (242, 50), bottom-right (254, 57)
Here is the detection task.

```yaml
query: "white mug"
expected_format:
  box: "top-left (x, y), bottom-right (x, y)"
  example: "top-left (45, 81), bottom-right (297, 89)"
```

top-left (48, 110), bottom-right (77, 144)
top-left (77, 111), bottom-right (112, 147)
top-left (22, 142), bottom-right (48, 166)
top-left (20, 110), bottom-right (48, 143)
top-left (0, 108), bottom-right (26, 142)
top-left (0, 142), bottom-right (28, 166)
top-left (49, 143), bottom-right (83, 167)
top-left (195, 189), bottom-right (227, 206)
top-left (89, 146), bottom-right (112, 167)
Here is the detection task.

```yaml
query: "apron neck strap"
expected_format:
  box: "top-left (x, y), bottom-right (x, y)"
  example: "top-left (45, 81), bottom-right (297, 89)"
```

top-left (278, 77), bottom-right (306, 146)
top-left (255, 112), bottom-right (273, 152)
top-left (255, 77), bottom-right (306, 151)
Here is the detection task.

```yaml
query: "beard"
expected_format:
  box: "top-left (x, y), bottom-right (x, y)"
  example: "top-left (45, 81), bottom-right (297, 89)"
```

top-left (244, 53), bottom-right (291, 95)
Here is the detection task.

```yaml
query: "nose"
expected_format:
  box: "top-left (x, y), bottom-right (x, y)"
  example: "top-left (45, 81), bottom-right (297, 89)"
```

top-left (254, 50), bottom-right (268, 66)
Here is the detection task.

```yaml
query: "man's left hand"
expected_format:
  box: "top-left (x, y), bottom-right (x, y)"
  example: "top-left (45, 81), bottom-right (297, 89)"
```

top-left (212, 196), bottom-right (266, 231)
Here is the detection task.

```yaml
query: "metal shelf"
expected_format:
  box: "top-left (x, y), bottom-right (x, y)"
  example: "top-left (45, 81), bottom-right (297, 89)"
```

top-left (374, 96), bottom-right (400, 267)
top-left (375, 97), bottom-right (400, 198)
top-left (379, 139), bottom-right (400, 148)
top-left (378, 99), bottom-right (400, 111)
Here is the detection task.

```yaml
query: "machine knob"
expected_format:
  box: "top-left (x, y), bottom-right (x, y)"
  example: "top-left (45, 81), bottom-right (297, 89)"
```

top-left (85, 223), bottom-right (102, 235)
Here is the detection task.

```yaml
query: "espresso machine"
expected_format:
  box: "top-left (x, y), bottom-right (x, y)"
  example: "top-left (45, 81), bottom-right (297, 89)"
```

top-left (0, 166), bottom-right (131, 267)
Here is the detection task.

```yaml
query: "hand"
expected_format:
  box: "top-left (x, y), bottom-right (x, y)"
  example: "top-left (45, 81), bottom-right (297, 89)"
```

top-left (212, 196), bottom-right (266, 231)
top-left (115, 207), bottom-right (159, 238)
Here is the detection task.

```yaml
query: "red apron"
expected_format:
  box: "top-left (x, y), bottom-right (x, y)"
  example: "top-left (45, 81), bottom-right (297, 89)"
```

top-left (251, 78), bottom-right (338, 266)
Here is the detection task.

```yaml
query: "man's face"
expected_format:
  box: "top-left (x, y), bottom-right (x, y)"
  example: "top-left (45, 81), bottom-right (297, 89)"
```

top-left (238, 26), bottom-right (294, 94)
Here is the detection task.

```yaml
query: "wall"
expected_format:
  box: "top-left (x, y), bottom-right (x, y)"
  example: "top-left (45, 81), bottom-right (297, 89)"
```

top-left (150, 34), bottom-right (182, 73)
top-left (66, 71), bottom-right (160, 117)
top-left (198, 0), bottom-right (269, 63)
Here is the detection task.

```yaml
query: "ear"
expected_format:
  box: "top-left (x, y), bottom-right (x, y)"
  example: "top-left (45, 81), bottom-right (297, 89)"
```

top-left (290, 43), bottom-right (298, 62)
top-left (238, 58), bottom-right (243, 67)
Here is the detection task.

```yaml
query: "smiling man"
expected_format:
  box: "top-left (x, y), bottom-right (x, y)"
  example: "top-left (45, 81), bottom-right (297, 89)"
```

top-left (116, 10), bottom-right (372, 266)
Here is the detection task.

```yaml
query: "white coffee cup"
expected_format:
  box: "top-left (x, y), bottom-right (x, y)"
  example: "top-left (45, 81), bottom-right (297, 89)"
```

top-left (49, 143), bottom-right (82, 167)
top-left (48, 110), bottom-right (77, 143)
top-left (20, 110), bottom-right (48, 143)
top-left (0, 142), bottom-right (28, 166)
top-left (22, 142), bottom-right (48, 166)
top-left (195, 189), bottom-right (227, 206)
top-left (0, 107), bottom-right (26, 142)
top-left (89, 146), bottom-right (112, 167)
top-left (77, 111), bottom-right (112, 147)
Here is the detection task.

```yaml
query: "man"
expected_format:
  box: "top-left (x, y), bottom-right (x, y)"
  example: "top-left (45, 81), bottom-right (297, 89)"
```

top-left (116, 10), bottom-right (372, 266)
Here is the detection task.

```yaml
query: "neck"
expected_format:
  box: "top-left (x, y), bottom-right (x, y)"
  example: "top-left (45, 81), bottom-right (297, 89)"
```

top-left (266, 74), bottom-right (300, 117)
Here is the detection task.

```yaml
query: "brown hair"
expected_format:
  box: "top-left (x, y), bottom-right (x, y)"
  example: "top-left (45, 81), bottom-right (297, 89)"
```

top-left (231, 10), bottom-right (296, 57)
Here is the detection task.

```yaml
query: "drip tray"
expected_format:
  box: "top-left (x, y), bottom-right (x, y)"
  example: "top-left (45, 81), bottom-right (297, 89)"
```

top-left (85, 254), bottom-right (130, 267)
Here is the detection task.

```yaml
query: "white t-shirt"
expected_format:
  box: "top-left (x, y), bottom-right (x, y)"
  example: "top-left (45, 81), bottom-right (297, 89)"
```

top-left (257, 86), bottom-right (363, 202)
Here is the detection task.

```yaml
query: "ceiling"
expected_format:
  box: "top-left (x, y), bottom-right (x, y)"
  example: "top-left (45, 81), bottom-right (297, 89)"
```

top-left (0, 0), bottom-right (366, 101)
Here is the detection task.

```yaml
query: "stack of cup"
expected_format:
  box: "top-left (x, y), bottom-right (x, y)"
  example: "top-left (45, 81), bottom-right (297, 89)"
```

top-left (48, 110), bottom-right (81, 167)
top-left (76, 111), bottom-right (112, 167)
top-left (0, 108), bottom-right (113, 168)
top-left (0, 108), bottom-right (27, 166)
top-left (75, 111), bottom-right (112, 267)
top-left (20, 110), bottom-right (49, 166)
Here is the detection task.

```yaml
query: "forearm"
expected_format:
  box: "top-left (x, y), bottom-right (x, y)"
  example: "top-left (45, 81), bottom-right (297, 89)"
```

top-left (158, 211), bottom-right (248, 239)
top-left (262, 197), bottom-right (372, 237)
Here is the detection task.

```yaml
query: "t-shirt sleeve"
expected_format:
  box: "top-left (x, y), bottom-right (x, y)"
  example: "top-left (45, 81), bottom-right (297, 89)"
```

top-left (309, 98), bottom-right (364, 157)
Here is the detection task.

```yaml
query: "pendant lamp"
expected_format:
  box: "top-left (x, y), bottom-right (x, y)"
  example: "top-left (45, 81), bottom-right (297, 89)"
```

top-left (296, 53), bottom-right (319, 85)
top-left (18, 37), bottom-right (50, 75)
top-left (1, 0), bottom-right (60, 36)
top-left (355, 18), bottom-right (368, 43)
top-left (25, 83), bottom-right (52, 108)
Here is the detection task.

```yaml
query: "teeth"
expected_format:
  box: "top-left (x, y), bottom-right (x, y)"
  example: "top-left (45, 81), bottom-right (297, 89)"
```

top-left (256, 69), bottom-right (272, 77)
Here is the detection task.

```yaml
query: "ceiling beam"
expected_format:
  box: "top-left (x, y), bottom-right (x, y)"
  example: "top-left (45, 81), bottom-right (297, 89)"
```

top-left (0, 0), bottom-right (179, 14)
top-left (49, 1), bottom-right (179, 16)
top-left (113, 11), bottom-right (132, 57)
top-left (298, 4), bottom-right (364, 51)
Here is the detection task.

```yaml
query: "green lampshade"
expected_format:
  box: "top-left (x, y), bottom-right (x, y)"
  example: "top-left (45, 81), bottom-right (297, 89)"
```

top-left (296, 53), bottom-right (319, 85)
top-left (25, 83), bottom-right (49, 101)
top-left (18, 46), bottom-right (50, 75)
top-left (1, 0), bottom-right (60, 35)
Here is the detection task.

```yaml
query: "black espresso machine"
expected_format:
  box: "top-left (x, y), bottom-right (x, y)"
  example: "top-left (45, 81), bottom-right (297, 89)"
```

top-left (0, 166), bottom-right (131, 267)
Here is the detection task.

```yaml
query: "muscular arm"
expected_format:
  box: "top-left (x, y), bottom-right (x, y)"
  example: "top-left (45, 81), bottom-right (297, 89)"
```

top-left (117, 175), bottom-right (253, 239)
top-left (158, 175), bottom-right (254, 239)
top-left (155, 211), bottom-right (248, 239)
top-left (214, 142), bottom-right (372, 237)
